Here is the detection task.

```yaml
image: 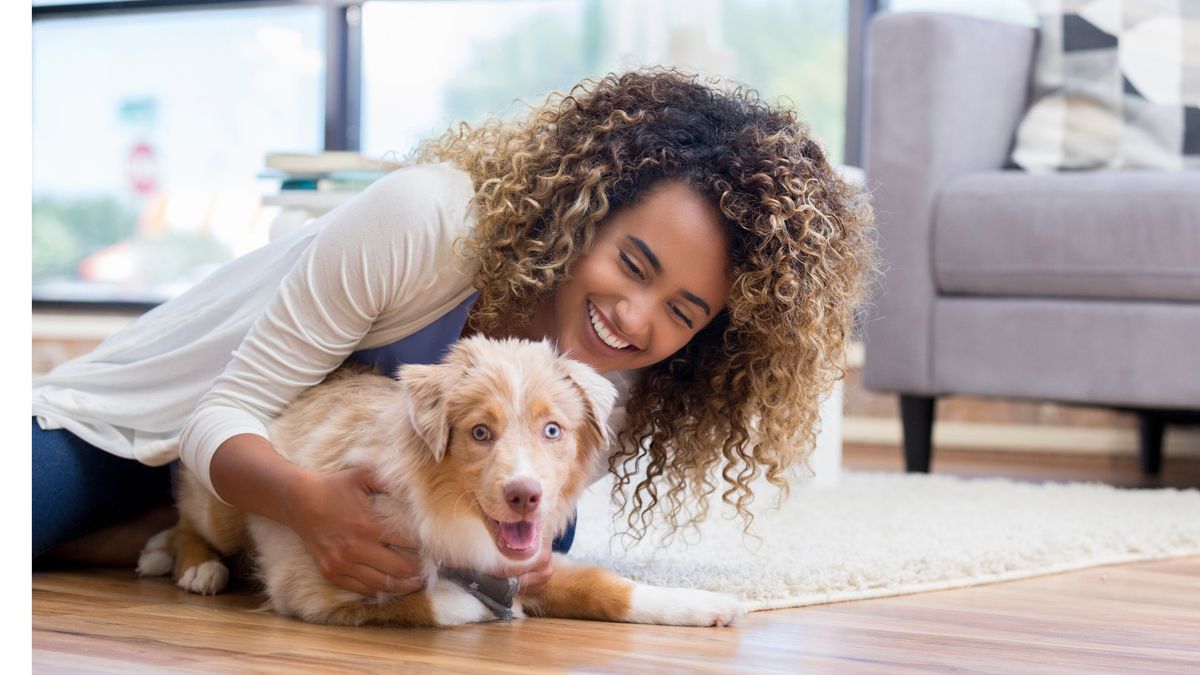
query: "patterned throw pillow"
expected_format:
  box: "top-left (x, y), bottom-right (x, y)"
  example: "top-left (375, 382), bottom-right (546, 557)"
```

top-left (1009, 0), bottom-right (1200, 171)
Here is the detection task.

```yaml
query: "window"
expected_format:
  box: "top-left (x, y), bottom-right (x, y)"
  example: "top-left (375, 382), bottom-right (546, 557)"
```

top-left (32, 5), bottom-right (324, 304)
top-left (362, 0), bottom-right (848, 165)
top-left (33, 0), bottom-right (853, 306)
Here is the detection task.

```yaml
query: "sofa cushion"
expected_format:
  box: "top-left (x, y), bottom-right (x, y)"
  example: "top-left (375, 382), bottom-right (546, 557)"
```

top-left (933, 170), bottom-right (1200, 302)
top-left (1008, 0), bottom-right (1200, 171)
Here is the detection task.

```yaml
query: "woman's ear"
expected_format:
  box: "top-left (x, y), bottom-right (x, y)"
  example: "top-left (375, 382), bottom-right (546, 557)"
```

top-left (557, 359), bottom-right (617, 455)
top-left (396, 363), bottom-right (455, 462)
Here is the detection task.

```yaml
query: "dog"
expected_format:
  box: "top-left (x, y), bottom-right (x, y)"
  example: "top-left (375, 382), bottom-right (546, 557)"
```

top-left (138, 336), bottom-right (744, 627)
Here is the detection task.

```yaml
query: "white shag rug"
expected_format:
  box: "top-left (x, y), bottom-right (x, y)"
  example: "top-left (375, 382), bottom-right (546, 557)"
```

top-left (568, 471), bottom-right (1200, 612)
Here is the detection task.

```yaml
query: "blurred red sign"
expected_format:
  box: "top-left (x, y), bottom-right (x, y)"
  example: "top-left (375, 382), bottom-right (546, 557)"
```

top-left (128, 142), bottom-right (157, 194)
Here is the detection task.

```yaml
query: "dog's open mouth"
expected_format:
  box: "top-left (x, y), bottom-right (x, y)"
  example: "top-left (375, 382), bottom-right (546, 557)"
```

top-left (480, 508), bottom-right (542, 560)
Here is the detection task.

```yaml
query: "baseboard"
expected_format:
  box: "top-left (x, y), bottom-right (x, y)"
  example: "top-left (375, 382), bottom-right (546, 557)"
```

top-left (844, 417), bottom-right (1200, 459)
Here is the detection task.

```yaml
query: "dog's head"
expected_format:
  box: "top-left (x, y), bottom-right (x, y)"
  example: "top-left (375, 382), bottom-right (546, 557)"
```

top-left (395, 336), bottom-right (616, 570)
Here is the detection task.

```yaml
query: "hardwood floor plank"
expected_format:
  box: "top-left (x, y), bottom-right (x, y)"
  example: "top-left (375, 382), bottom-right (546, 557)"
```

top-left (34, 560), bottom-right (1200, 673)
top-left (33, 444), bottom-right (1200, 672)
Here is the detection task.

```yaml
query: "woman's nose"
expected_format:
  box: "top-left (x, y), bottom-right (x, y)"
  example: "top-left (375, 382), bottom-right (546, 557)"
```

top-left (613, 294), bottom-right (653, 342)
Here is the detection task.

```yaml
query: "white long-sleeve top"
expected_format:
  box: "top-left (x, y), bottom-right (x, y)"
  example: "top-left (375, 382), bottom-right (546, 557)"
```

top-left (33, 163), bottom-right (483, 497)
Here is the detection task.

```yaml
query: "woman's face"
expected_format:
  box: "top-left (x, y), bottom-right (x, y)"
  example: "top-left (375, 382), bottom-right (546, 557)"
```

top-left (525, 181), bottom-right (733, 374)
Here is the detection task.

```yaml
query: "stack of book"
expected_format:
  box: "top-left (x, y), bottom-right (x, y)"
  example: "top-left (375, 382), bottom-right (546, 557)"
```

top-left (262, 151), bottom-right (395, 192)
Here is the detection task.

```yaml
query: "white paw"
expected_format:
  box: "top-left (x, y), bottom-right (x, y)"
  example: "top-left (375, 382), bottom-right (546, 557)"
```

top-left (427, 580), bottom-right (497, 626)
top-left (136, 550), bottom-right (174, 577)
top-left (177, 560), bottom-right (230, 595)
top-left (627, 585), bottom-right (745, 627)
top-left (137, 528), bottom-right (175, 577)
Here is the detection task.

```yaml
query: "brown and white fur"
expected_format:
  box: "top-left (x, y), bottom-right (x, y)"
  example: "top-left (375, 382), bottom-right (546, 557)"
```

top-left (138, 336), bottom-right (743, 628)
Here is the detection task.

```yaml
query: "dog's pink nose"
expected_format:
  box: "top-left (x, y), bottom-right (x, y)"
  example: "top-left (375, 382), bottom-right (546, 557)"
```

top-left (504, 478), bottom-right (542, 515)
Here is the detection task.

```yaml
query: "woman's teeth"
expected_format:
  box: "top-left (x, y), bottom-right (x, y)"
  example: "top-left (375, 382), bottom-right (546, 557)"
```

top-left (588, 302), bottom-right (631, 350)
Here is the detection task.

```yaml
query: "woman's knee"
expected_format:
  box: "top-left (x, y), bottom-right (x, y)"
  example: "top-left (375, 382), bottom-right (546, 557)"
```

top-left (32, 418), bottom-right (172, 557)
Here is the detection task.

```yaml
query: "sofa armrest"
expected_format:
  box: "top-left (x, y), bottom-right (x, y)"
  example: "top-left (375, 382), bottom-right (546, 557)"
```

top-left (861, 11), bottom-right (1036, 394)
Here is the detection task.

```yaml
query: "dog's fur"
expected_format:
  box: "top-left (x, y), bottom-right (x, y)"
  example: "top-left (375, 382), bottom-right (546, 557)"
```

top-left (138, 336), bottom-right (743, 627)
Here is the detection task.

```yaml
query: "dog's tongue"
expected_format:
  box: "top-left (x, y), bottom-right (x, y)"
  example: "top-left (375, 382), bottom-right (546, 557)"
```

top-left (499, 520), bottom-right (540, 550)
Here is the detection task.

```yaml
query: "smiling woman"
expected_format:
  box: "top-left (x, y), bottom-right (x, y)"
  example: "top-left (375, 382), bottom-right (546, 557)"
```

top-left (34, 69), bottom-right (875, 603)
top-left (428, 69), bottom-right (877, 541)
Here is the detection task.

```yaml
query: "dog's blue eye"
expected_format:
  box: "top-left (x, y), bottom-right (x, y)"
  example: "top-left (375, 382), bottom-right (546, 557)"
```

top-left (544, 422), bottom-right (561, 440)
top-left (471, 425), bottom-right (491, 442)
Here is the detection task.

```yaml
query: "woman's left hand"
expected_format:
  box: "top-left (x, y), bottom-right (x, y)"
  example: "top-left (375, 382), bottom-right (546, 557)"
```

top-left (505, 544), bottom-right (554, 595)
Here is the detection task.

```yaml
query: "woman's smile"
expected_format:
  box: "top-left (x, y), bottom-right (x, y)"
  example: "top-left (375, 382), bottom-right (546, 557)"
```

top-left (587, 301), bottom-right (638, 352)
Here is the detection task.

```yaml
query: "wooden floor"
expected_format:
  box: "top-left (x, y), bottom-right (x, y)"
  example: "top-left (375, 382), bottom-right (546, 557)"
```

top-left (33, 445), bottom-right (1200, 673)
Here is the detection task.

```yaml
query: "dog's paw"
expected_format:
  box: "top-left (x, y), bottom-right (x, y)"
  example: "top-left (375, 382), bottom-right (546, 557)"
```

top-left (177, 560), bottom-right (230, 595)
top-left (136, 550), bottom-right (174, 577)
top-left (427, 580), bottom-right (498, 626)
top-left (136, 527), bottom-right (175, 577)
top-left (627, 586), bottom-right (745, 627)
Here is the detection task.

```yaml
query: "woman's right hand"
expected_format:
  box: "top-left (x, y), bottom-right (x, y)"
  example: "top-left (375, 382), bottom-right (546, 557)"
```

top-left (281, 466), bottom-right (426, 598)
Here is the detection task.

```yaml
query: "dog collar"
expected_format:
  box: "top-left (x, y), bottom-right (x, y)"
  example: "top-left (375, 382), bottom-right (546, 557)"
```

top-left (437, 566), bottom-right (519, 622)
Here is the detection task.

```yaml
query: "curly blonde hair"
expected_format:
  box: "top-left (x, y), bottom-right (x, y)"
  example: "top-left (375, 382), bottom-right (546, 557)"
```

top-left (414, 69), bottom-right (875, 540)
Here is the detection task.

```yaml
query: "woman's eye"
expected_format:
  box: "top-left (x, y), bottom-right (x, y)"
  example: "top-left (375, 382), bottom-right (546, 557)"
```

top-left (543, 422), bottom-right (562, 440)
top-left (619, 251), bottom-right (644, 279)
top-left (669, 304), bottom-right (694, 329)
top-left (471, 425), bottom-right (491, 442)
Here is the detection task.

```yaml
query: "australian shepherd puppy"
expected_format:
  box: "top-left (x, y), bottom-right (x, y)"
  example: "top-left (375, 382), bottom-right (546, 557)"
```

top-left (139, 336), bottom-right (743, 628)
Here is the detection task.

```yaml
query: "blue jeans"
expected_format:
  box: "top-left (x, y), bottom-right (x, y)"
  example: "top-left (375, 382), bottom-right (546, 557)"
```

top-left (32, 416), bottom-right (577, 558)
top-left (31, 417), bottom-right (174, 558)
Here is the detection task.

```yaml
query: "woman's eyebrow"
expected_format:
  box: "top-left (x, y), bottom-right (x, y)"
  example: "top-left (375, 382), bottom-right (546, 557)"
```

top-left (681, 291), bottom-right (711, 316)
top-left (627, 236), bottom-right (662, 274)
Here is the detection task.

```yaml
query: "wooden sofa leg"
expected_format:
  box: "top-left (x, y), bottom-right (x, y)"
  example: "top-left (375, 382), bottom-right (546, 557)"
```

top-left (1137, 412), bottom-right (1165, 476)
top-left (899, 394), bottom-right (936, 473)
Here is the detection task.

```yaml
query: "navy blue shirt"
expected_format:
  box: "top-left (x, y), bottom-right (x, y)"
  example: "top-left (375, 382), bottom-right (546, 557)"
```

top-left (348, 293), bottom-right (478, 376)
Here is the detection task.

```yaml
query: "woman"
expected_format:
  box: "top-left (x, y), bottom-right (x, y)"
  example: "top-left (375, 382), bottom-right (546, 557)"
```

top-left (33, 69), bottom-right (874, 598)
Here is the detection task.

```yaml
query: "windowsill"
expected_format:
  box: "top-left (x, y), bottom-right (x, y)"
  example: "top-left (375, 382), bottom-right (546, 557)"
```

top-left (32, 311), bottom-right (139, 340)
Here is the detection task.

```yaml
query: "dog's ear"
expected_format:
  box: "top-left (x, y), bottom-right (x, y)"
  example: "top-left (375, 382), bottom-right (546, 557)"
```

top-left (396, 363), bottom-right (455, 462)
top-left (557, 359), bottom-right (617, 455)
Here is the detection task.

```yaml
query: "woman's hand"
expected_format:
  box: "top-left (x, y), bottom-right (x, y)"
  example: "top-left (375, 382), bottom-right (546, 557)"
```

top-left (505, 543), bottom-right (555, 595)
top-left (282, 466), bottom-right (425, 597)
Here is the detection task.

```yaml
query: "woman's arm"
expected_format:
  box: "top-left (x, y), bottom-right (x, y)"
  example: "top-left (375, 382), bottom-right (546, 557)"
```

top-left (180, 165), bottom-right (477, 596)
top-left (209, 434), bottom-right (426, 597)
top-left (180, 164), bottom-right (477, 500)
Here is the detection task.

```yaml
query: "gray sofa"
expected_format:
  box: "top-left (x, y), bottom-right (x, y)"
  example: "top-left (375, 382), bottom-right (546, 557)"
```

top-left (860, 11), bottom-right (1200, 474)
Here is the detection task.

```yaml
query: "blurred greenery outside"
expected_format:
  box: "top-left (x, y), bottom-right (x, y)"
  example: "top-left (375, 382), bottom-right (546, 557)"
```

top-left (33, 0), bottom-right (846, 301)
top-left (439, 1), bottom-right (846, 163)
top-left (32, 198), bottom-right (135, 281)
top-left (32, 197), bottom-right (232, 298)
